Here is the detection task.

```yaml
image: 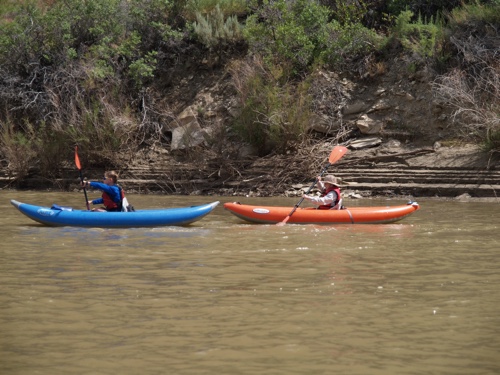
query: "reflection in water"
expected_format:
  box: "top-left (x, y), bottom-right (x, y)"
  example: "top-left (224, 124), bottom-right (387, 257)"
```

top-left (1, 192), bottom-right (499, 375)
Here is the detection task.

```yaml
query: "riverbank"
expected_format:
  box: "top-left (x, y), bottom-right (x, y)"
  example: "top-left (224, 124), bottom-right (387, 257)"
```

top-left (2, 141), bottom-right (498, 201)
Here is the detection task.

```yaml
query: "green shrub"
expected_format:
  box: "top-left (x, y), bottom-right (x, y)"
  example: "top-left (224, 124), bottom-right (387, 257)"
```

top-left (392, 10), bottom-right (444, 57)
top-left (128, 51), bottom-right (158, 88)
top-left (449, 1), bottom-right (500, 25)
top-left (433, 2), bottom-right (500, 152)
top-left (1, 117), bottom-right (71, 178)
top-left (328, 0), bottom-right (368, 25)
top-left (0, 0), bottom-right (126, 74)
top-left (0, 4), bottom-right (46, 72)
top-left (243, 0), bottom-right (330, 77)
top-left (193, 4), bottom-right (242, 49)
top-left (63, 97), bottom-right (137, 166)
top-left (484, 127), bottom-right (500, 153)
top-left (273, 22), bottom-right (315, 73)
top-left (62, 0), bottom-right (124, 48)
top-left (320, 21), bottom-right (384, 70)
top-left (126, 0), bottom-right (182, 49)
top-left (185, 0), bottom-right (246, 20)
top-left (229, 59), bottom-right (311, 156)
top-left (0, 120), bottom-right (37, 179)
top-left (0, 0), bottom-right (21, 19)
top-left (387, 0), bottom-right (463, 21)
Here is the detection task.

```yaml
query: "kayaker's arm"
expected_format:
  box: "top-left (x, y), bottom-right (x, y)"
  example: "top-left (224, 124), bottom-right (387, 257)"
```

top-left (88, 181), bottom-right (112, 193)
top-left (90, 198), bottom-right (104, 205)
top-left (81, 181), bottom-right (106, 205)
top-left (85, 181), bottom-right (121, 202)
top-left (303, 191), bottom-right (337, 206)
top-left (316, 176), bottom-right (326, 192)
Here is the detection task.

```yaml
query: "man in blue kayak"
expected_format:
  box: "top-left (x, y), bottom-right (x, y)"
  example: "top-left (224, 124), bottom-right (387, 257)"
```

top-left (81, 170), bottom-right (124, 212)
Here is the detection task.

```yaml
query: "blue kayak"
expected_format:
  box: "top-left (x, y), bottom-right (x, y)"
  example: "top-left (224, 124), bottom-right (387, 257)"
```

top-left (11, 199), bottom-right (219, 228)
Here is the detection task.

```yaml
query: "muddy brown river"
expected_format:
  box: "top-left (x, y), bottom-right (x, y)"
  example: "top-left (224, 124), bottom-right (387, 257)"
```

top-left (1, 191), bottom-right (499, 375)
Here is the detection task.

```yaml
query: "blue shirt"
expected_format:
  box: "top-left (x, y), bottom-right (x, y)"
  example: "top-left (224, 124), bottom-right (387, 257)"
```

top-left (89, 182), bottom-right (121, 205)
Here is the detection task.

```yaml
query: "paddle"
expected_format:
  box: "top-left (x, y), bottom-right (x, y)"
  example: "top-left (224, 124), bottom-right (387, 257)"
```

top-left (74, 146), bottom-right (90, 211)
top-left (277, 145), bottom-right (348, 226)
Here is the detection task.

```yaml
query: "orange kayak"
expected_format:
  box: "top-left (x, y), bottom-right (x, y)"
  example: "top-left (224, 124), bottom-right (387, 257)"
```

top-left (224, 201), bottom-right (420, 224)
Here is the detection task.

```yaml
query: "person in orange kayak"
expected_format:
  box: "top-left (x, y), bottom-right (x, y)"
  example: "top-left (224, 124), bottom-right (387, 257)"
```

top-left (81, 170), bottom-right (124, 212)
top-left (303, 175), bottom-right (342, 210)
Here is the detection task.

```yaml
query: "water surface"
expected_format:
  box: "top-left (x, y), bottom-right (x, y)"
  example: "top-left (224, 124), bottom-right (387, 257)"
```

top-left (1, 192), bottom-right (499, 374)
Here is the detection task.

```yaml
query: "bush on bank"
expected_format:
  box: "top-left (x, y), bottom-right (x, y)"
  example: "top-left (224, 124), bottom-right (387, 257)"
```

top-left (0, 0), bottom-right (498, 180)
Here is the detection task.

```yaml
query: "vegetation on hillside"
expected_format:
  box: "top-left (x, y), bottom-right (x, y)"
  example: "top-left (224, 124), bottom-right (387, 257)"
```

top-left (0, 0), bottom-right (499, 181)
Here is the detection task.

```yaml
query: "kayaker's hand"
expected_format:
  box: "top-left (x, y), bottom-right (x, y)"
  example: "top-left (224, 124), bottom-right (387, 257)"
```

top-left (87, 200), bottom-right (92, 206)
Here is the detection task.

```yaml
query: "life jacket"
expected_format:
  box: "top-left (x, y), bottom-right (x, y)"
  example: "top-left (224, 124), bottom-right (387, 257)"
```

top-left (318, 186), bottom-right (341, 210)
top-left (102, 186), bottom-right (125, 212)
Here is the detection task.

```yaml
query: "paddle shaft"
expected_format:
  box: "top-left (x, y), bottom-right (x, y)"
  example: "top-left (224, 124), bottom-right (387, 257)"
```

top-left (79, 169), bottom-right (90, 210)
top-left (75, 146), bottom-right (90, 210)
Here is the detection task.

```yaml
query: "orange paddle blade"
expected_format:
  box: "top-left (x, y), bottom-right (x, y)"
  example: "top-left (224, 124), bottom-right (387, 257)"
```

top-left (328, 146), bottom-right (348, 164)
top-left (74, 146), bottom-right (82, 170)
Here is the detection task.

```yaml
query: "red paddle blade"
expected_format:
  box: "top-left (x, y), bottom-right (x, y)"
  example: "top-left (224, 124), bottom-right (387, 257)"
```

top-left (328, 146), bottom-right (348, 164)
top-left (74, 146), bottom-right (82, 170)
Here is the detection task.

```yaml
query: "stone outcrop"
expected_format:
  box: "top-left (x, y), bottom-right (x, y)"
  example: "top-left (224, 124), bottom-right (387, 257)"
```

top-left (167, 106), bottom-right (214, 150)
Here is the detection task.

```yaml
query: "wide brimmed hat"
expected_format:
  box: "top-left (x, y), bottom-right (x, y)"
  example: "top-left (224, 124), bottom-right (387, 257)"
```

top-left (323, 175), bottom-right (340, 187)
